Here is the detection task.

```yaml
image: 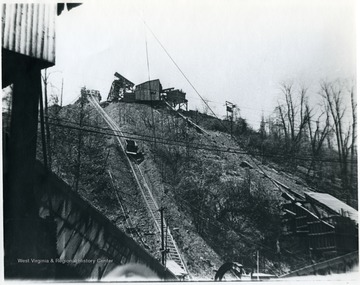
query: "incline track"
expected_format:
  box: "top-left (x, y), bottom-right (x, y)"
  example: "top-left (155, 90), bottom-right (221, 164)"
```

top-left (163, 99), bottom-right (305, 200)
top-left (163, 99), bottom-right (210, 135)
top-left (87, 96), bottom-right (189, 277)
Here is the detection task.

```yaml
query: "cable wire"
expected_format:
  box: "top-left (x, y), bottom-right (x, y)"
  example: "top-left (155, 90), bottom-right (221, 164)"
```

top-left (44, 116), bottom-right (357, 164)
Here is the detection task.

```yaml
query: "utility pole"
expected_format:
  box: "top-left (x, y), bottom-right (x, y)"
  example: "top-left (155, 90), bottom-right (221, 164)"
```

top-left (42, 69), bottom-right (52, 168)
top-left (39, 89), bottom-right (48, 169)
top-left (41, 69), bottom-right (63, 168)
top-left (260, 112), bottom-right (266, 163)
top-left (257, 250), bottom-right (260, 281)
top-left (159, 207), bottom-right (166, 266)
top-left (226, 101), bottom-right (235, 136)
top-left (165, 224), bottom-right (168, 266)
top-left (75, 88), bottom-right (86, 192)
top-left (60, 78), bottom-right (64, 107)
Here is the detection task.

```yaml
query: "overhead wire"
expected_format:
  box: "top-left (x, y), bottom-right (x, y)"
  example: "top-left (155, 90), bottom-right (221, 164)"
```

top-left (43, 99), bottom-right (340, 274)
top-left (142, 20), bottom-right (220, 123)
top-left (137, 19), bottom-right (358, 272)
top-left (48, 94), bottom-right (352, 164)
top-left (143, 19), bottom-right (157, 149)
top-left (46, 95), bottom-right (354, 266)
top-left (44, 116), bottom-right (357, 164)
top-left (44, 11), bottom-right (355, 270)
top-left (139, 18), bottom-right (353, 203)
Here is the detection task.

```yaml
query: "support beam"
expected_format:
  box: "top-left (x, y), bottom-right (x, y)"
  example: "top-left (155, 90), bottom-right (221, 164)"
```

top-left (3, 62), bottom-right (57, 278)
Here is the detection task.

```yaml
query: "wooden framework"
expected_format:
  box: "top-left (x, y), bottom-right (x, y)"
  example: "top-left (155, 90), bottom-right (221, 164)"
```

top-left (163, 88), bottom-right (188, 111)
top-left (107, 72), bottom-right (135, 102)
top-left (282, 193), bottom-right (358, 259)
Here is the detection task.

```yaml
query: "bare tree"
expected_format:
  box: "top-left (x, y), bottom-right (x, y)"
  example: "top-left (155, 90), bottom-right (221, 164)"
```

top-left (320, 80), bottom-right (356, 202)
top-left (305, 104), bottom-right (331, 177)
top-left (74, 88), bottom-right (87, 192)
top-left (350, 86), bottom-right (357, 197)
top-left (276, 103), bottom-right (288, 145)
top-left (276, 82), bottom-right (310, 160)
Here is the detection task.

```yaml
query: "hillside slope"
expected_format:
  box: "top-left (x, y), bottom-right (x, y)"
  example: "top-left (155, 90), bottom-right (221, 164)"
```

top-left (39, 100), bottom-right (329, 279)
top-left (101, 102), bottom-right (314, 273)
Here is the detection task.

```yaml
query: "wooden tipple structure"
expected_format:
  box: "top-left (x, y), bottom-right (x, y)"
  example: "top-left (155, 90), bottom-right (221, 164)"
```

top-left (107, 72), bottom-right (188, 110)
top-left (282, 191), bottom-right (358, 260)
top-left (163, 88), bottom-right (188, 110)
top-left (81, 87), bottom-right (102, 102)
top-left (107, 72), bottom-right (135, 102)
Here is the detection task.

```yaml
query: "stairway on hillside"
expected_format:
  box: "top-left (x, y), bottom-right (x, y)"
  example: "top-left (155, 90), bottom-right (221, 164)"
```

top-left (87, 96), bottom-right (189, 278)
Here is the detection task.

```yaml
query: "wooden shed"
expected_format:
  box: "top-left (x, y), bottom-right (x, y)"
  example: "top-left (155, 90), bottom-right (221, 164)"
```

top-left (305, 192), bottom-right (358, 225)
top-left (282, 191), bottom-right (358, 259)
top-left (134, 79), bottom-right (162, 102)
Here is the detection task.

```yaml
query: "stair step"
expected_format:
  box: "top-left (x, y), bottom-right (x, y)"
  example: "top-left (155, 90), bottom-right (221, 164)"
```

top-left (90, 99), bottom-right (188, 276)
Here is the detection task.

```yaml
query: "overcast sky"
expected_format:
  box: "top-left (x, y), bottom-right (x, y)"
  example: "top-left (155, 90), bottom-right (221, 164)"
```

top-left (48, 0), bottom-right (356, 129)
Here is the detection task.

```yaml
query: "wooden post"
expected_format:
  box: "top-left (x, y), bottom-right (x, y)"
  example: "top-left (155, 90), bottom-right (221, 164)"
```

top-left (6, 67), bottom-right (42, 220)
top-left (160, 207), bottom-right (165, 265)
top-left (165, 224), bottom-right (168, 266)
top-left (4, 65), bottom-right (48, 277)
top-left (257, 250), bottom-right (260, 281)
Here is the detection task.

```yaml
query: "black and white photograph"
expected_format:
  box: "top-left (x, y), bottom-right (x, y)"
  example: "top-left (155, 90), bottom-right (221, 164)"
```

top-left (1, 0), bottom-right (358, 282)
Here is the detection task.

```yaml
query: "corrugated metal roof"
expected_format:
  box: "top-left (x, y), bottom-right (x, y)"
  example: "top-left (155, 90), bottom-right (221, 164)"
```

top-left (305, 192), bottom-right (358, 224)
top-left (2, 3), bottom-right (56, 64)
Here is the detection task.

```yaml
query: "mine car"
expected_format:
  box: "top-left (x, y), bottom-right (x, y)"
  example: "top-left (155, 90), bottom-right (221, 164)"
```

top-left (125, 140), bottom-right (144, 163)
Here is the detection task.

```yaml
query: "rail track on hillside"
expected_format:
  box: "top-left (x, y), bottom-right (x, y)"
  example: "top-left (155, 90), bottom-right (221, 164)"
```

top-left (163, 98), bottom-right (308, 201)
top-left (87, 96), bottom-right (189, 279)
top-left (163, 99), bottom-right (210, 135)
